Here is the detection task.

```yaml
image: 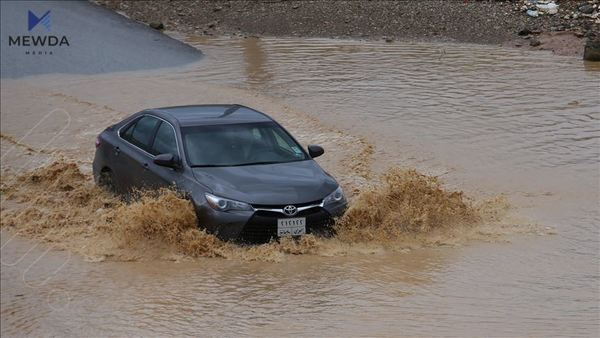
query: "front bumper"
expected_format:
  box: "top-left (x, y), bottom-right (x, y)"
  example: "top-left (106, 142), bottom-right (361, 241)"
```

top-left (195, 201), bottom-right (347, 243)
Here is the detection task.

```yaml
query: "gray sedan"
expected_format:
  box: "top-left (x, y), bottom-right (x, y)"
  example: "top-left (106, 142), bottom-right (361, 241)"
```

top-left (92, 104), bottom-right (347, 243)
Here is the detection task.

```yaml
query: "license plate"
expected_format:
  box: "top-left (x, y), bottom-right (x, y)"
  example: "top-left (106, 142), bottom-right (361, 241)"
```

top-left (277, 217), bottom-right (306, 237)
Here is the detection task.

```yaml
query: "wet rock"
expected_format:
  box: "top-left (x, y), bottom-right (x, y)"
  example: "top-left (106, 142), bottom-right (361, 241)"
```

top-left (213, 6), bottom-right (222, 12)
top-left (530, 38), bottom-right (541, 46)
top-left (583, 39), bottom-right (600, 61)
top-left (292, 4), bottom-right (300, 10)
top-left (384, 36), bottom-right (394, 43)
top-left (579, 4), bottom-right (595, 14)
top-left (518, 27), bottom-right (532, 36)
top-left (149, 22), bottom-right (164, 30)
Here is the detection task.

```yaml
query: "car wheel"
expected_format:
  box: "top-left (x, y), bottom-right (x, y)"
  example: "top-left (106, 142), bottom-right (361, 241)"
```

top-left (98, 169), bottom-right (115, 193)
top-left (310, 225), bottom-right (336, 238)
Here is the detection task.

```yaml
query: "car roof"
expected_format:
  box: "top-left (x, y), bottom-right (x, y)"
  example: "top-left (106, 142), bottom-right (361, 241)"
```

top-left (145, 104), bottom-right (273, 127)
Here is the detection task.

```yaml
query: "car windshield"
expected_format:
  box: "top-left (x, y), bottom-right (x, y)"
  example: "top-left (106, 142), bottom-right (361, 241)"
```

top-left (182, 122), bottom-right (308, 167)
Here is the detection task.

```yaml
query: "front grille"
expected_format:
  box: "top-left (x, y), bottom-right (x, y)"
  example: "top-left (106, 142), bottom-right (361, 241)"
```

top-left (238, 207), bottom-right (333, 244)
top-left (251, 200), bottom-right (322, 209)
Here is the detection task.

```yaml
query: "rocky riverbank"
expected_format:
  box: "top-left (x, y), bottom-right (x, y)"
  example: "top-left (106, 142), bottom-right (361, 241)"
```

top-left (95, 0), bottom-right (599, 57)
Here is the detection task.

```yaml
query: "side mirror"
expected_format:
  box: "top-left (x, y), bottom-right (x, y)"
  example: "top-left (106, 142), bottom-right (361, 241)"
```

top-left (154, 153), bottom-right (180, 168)
top-left (307, 144), bottom-right (324, 158)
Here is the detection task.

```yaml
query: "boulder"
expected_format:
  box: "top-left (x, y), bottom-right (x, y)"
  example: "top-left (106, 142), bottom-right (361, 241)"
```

top-left (579, 5), bottom-right (595, 14)
top-left (583, 39), bottom-right (600, 61)
top-left (149, 22), bottom-right (164, 30)
top-left (518, 27), bottom-right (532, 36)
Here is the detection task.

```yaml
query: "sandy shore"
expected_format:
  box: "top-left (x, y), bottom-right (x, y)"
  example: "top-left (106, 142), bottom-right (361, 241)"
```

top-left (96, 0), bottom-right (600, 57)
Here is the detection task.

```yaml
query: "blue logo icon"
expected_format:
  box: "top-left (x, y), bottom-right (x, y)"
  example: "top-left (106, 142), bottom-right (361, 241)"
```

top-left (28, 10), bottom-right (51, 32)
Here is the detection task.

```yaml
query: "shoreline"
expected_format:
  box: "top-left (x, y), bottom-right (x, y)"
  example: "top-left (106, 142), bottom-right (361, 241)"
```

top-left (95, 0), bottom-right (599, 57)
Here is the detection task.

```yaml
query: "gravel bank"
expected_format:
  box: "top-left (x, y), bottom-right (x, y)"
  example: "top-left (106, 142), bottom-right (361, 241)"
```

top-left (95, 0), bottom-right (599, 56)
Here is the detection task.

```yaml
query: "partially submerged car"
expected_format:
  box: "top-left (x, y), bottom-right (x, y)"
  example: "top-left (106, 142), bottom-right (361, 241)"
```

top-left (93, 104), bottom-right (347, 243)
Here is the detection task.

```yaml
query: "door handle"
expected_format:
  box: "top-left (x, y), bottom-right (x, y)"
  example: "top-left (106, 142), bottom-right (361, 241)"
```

top-left (143, 163), bottom-right (149, 170)
top-left (114, 146), bottom-right (120, 155)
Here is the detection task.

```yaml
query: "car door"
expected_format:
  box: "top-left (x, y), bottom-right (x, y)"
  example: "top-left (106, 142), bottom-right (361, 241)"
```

top-left (116, 115), bottom-right (161, 191)
top-left (142, 120), bottom-right (183, 190)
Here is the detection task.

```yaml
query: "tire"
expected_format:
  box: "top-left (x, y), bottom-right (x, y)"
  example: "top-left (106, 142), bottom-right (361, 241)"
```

top-left (98, 169), bottom-right (116, 193)
top-left (311, 226), bottom-right (336, 238)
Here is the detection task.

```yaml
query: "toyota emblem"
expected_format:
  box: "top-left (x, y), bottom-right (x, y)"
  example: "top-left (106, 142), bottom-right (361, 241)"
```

top-left (283, 205), bottom-right (298, 216)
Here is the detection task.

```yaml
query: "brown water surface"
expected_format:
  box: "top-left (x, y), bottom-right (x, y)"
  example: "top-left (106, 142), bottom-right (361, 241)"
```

top-left (1, 36), bottom-right (599, 336)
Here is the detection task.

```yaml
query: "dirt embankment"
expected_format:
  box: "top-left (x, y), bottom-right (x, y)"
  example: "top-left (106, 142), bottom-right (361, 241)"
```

top-left (95, 0), bottom-right (600, 56)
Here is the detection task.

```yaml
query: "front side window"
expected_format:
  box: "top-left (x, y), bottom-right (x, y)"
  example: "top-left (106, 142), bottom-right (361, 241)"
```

top-left (182, 122), bottom-right (307, 167)
top-left (121, 116), bottom-right (160, 152)
top-left (272, 130), bottom-right (294, 153)
top-left (152, 122), bottom-right (178, 156)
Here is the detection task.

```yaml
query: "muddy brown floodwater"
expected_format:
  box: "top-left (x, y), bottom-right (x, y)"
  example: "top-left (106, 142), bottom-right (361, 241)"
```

top-left (1, 36), bottom-right (599, 336)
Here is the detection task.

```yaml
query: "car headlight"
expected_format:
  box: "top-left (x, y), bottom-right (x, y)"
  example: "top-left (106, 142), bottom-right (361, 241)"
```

top-left (323, 186), bottom-right (346, 205)
top-left (204, 193), bottom-right (254, 212)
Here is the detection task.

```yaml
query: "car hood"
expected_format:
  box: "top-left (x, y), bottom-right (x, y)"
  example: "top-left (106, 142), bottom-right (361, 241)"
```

top-left (191, 160), bottom-right (338, 205)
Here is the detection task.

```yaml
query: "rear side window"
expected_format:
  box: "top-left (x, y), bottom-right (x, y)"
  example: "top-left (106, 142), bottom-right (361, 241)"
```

top-left (152, 122), bottom-right (178, 156)
top-left (121, 116), bottom-right (160, 152)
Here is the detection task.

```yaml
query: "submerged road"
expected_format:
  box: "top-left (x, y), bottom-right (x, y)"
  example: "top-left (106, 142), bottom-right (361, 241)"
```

top-left (0, 0), bottom-right (202, 78)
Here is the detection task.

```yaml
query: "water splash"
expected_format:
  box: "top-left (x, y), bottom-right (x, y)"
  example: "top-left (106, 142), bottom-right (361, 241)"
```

top-left (1, 160), bottom-right (512, 262)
